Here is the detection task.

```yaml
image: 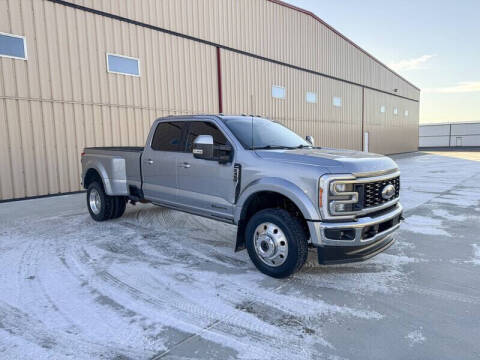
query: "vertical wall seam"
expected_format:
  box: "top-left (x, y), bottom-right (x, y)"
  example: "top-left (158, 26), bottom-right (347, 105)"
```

top-left (361, 86), bottom-right (365, 151)
top-left (20, 0), bottom-right (39, 197)
top-left (54, 3), bottom-right (70, 192)
top-left (64, 5), bottom-right (80, 189)
top-left (31, 0), bottom-right (51, 195)
top-left (0, 2), bottom-right (14, 198)
top-left (216, 47), bottom-right (223, 113)
top-left (9, 0), bottom-right (27, 198)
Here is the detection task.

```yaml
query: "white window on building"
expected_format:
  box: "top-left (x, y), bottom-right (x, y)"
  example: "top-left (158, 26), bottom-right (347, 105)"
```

top-left (404, 110), bottom-right (409, 117)
top-left (107, 53), bottom-right (140, 76)
top-left (306, 92), bottom-right (317, 103)
top-left (333, 97), bottom-right (342, 107)
top-left (272, 85), bottom-right (286, 99)
top-left (0, 32), bottom-right (27, 60)
top-left (393, 107), bottom-right (398, 115)
top-left (380, 105), bottom-right (386, 113)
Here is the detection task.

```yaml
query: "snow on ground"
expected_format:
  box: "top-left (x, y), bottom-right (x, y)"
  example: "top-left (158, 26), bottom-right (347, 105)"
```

top-left (1, 152), bottom-right (480, 359)
top-left (401, 215), bottom-right (451, 237)
top-left (406, 328), bottom-right (426, 347)
top-left (393, 153), bottom-right (480, 211)
top-left (0, 206), bottom-right (385, 359)
top-left (468, 244), bottom-right (480, 265)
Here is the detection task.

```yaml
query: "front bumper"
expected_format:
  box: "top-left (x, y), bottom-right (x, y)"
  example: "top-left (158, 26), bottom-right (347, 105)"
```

top-left (307, 203), bottom-right (403, 264)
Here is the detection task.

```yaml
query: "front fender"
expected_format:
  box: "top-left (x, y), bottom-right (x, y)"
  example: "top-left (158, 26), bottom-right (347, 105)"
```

top-left (234, 177), bottom-right (321, 223)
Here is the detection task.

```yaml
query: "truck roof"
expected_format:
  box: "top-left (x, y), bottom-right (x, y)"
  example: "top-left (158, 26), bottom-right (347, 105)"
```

top-left (157, 114), bottom-right (268, 122)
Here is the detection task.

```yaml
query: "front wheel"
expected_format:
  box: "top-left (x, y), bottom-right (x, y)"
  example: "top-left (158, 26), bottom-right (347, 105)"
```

top-left (245, 208), bottom-right (308, 278)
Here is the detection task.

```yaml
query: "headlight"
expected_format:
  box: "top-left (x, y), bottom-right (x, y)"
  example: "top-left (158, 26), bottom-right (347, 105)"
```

top-left (328, 180), bottom-right (359, 215)
top-left (333, 183), bottom-right (353, 193)
top-left (319, 175), bottom-right (360, 218)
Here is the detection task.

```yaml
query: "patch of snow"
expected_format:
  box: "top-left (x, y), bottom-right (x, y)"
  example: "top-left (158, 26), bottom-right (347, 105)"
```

top-left (431, 208), bottom-right (468, 222)
top-left (402, 215), bottom-right (451, 237)
top-left (395, 154), bottom-right (480, 211)
top-left (406, 328), bottom-right (426, 347)
top-left (302, 249), bottom-right (416, 295)
top-left (468, 244), bottom-right (480, 266)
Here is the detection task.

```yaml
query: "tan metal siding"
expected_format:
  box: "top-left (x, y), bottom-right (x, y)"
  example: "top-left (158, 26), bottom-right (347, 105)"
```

top-left (364, 88), bottom-right (419, 154)
top-left (221, 50), bottom-right (363, 151)
top-left (0, 0), bottom-right (419, 201)
top-left (0, 0), bottom-right (218, 201)
top-left (63, 0), bottom-right (420, 101)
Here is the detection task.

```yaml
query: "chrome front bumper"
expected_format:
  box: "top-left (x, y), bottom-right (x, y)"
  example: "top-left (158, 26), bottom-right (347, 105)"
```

top-left (308, 203), bottom-right (403, 247)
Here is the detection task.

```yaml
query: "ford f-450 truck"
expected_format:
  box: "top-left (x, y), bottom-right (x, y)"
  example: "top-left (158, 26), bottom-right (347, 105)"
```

top-left (81, 115), bottom-right (403, 278)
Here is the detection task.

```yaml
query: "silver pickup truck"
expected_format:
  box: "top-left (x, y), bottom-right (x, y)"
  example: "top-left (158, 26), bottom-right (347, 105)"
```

top-left (81, 115), bottom-right (403, 278)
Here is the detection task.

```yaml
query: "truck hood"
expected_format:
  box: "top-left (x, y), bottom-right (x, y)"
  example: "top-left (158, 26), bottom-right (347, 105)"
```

top-left (255, 147), bottom-right (398, 174)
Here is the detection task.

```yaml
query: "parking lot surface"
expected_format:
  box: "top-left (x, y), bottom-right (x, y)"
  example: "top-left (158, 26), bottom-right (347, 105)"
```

top-left (0, 152), bottom-right (479, 360)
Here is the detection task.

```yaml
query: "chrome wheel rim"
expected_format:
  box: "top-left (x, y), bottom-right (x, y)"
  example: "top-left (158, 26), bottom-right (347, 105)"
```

top-left (89, 189), bottom-right (102, 215)
top-left (253, 222), bottom-right (288, 267)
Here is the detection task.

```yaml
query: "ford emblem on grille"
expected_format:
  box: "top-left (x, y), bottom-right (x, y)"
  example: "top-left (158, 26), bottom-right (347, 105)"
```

top-left (381, 184), bottom-right (396, 200)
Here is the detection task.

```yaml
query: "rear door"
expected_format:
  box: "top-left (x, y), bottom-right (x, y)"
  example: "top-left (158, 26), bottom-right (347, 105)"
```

top-left (142, 121), bottom-right (186, 204)
top-left (176, 120), bottom-right (236, 220)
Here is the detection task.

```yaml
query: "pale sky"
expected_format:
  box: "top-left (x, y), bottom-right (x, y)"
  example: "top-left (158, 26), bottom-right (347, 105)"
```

top-left (285, 0), bottom-right (480, 124)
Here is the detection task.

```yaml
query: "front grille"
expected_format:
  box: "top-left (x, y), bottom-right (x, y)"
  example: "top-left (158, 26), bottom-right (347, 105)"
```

top-left (363, 176), bottom-right (400, 208)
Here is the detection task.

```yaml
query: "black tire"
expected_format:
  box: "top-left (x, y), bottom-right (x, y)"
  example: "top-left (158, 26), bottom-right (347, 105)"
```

top-left (111, 196), bottom-right (127, 219)
top-left (245, 208), bottom-right (308, 278)
top-left (86, 181), bottom-right (115, 221)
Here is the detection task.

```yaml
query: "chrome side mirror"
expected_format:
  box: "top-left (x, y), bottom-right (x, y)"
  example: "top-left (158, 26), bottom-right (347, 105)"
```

top-left (306, 136), bottom-right (315, 146)
top-left (193, 135), bottom-right (214, 160)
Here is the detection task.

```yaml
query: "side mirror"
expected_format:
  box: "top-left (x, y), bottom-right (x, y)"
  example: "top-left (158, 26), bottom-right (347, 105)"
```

top-left (306, 136), bottom-right (315, 146)
top-left (193, 135), bottom-right (214, 160)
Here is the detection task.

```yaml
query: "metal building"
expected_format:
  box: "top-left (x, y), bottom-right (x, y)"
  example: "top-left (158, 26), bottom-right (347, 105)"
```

top-left (0, 0), bottom-right (420, 201)
top-left (419, 122), bottom-right (480, 148)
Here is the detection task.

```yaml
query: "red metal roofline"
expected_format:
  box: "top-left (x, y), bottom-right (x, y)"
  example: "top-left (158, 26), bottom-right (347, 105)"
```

top-left (267, 0), bottom-right (420, 91)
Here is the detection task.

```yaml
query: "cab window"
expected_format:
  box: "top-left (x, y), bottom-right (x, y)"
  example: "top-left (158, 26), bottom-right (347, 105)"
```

top-left (151, 122), bottom-right (185, 152)
top-left (185, 121), bottom-right (229, 152)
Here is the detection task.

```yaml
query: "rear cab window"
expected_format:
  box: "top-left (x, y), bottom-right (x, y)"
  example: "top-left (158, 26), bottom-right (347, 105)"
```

top-left (151, 121), bottom-right (186, 152)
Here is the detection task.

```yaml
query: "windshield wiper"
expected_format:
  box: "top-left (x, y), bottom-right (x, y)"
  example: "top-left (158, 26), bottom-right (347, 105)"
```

top-left (295, 144), bottom-right (313, 149)
top-left (251, 145), bottom-right (296, 150)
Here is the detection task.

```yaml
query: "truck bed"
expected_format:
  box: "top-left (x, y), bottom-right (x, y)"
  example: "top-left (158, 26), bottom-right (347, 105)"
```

top-left (84, 146), bottom-right (144, 152)
top-left (82, 147), bottom-right (144, 196)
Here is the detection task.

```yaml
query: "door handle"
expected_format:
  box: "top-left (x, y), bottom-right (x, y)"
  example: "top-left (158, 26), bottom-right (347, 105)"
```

top-left (146, 159), bottom-right (154, 165)
top-left (179, 162), bottom-right (191, 168)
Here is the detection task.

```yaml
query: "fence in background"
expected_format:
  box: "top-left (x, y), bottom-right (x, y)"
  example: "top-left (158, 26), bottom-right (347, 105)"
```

top-left (419, 122), bottom-right (480, 148)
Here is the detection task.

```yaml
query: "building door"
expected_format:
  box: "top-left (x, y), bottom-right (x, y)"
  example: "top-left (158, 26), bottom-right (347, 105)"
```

top-left (455, 137), bottom-right (463, 147)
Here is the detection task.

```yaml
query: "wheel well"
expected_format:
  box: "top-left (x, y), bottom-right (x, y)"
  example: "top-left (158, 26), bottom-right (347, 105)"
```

top-left (83, 168), bottom-right (103, 190)
top-left (235, 191), bottom-right (309, 252)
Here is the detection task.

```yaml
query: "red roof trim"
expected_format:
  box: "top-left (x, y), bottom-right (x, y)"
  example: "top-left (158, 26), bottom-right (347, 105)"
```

top-left (266, 0), bottom-right (420, 91)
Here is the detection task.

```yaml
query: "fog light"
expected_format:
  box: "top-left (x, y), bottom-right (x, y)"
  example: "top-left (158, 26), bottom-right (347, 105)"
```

top-left (325, 228), bottom-right (355, 240)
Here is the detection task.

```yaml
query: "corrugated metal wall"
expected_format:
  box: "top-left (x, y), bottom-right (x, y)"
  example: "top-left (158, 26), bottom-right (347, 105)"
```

top-left (0, 0), bottom-right (218, 200)
top-left (221, 50), bottom-right (363, 150)
top-left (64, 0), bottom-right (419, 101)
top-left (0, 0), bottom-right (419, 201)
top-left (363, 89), bottom-right (419, 154)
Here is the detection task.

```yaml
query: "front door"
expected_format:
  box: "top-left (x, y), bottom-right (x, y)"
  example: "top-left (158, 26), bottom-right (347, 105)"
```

top-left (176, 120), bottom-right (236, 221)
top-left (142, 121), bottom-right (186, 205)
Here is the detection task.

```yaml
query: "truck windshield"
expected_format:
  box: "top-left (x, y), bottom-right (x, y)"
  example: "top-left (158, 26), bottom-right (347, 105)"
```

top-left (223, 117), bottom-right (311, 150)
